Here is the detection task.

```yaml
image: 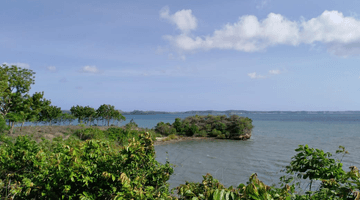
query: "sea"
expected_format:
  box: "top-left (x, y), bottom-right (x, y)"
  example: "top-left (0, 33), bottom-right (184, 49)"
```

top-left (122, 112), bottom-right (360, 190)
top-left (18, 112), bottom-right (360, 190)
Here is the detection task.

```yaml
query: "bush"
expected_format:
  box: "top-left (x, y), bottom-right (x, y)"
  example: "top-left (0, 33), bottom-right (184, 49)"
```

top-left (125, 120), bottom-right (138, 129)
top-left (155, 122), bottom-right (173, 136)
top-left (74, 127), bottom-right (105, 140)
top-left (209, 129), bottom-right (221, 137)
top-left (216, 134), bottom-right (226, 139)
top-left (0, 132), bottom-right (174, 199)
top-left (196, 130), bottom-right (207, 137)
top-left (168, 134), bottom-right (177, 140)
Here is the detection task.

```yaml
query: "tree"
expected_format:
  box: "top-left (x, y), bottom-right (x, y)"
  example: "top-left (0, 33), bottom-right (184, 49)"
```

top-left (70, 105), bottom-right (85, 124)
top-left (0, 64), bottom-right (35, 118)
top-left (56, 113), bottom-right (76, 125)
top-left (112, 110), bottom-right (126, 126)
top-left (39, 105), bottom-right (62, 125)
top-left (0, 64), bottom-right (43, 133)
top-left (96, 104), bottom-right (125, 126)
top-left (83, 106), bottom-right (96, 126)
top-left (29, 92), bottom-right (51, 125)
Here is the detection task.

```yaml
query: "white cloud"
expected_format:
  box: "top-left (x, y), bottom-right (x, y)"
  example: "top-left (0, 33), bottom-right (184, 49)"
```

top-left (160, 6), bottom-right (197, 33)
top-left (248, 69), bottom-right (284, 79)
top-left (269, 69), bottom-right (281, 75)
top-left (256, 0), bottom-right (271, 9)
top-left (46, 66), bottom-right (56, 72)
top-left (248, 72), bottom-right (266, 79)
top-left (79, 65), bottom-right (101, 74)
top-left (162, 9), bottom-right (360, 57)
top-left (2, 62), bottom-right (30, 69)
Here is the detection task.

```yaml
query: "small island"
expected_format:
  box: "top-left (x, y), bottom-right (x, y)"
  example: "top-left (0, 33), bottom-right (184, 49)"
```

top-left (154, 114), bottom-right (253, 141)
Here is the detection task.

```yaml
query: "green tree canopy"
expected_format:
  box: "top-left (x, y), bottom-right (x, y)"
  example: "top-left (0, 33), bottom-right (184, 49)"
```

top-left (83, 106), bottom-right (96, 125)
top-left (39, 105), bottom-right (62, 125)
top-left (70, 105), bottom-right (86, 124)
top-left (96, 104), bottom-right (125, 126)
top-left (0, 64), bottom-right (35, 118)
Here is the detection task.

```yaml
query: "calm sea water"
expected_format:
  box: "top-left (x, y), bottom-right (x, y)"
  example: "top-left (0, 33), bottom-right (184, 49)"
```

top-left (120, 113), bottom-right (360, 189)
top-left (19, 113), bottom-right (360, 189)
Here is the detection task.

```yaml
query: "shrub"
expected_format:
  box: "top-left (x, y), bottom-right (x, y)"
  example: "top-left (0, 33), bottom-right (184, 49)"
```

top-left (155, 122), bottom-right (173, 136)
top-left (216, 134), bottom-right (226, 139)
top-left (0, 132), bottom-right (174, 199)
top-left (209, 129), bottom-right (221, 137)
top-left (125, 120), bottom-right (138, 129)
top-left (74, 127), bottom-right (105, 140)
top-left (196, 130), bottom-right (207, 137)
top-left (168, 134), bottom-right (178, 140)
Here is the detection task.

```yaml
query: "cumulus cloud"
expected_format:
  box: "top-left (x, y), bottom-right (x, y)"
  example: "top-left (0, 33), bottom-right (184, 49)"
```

top-left (160, 6), bottom-right (197, 33)
top-left (79, 65), bottom-right (101, 74)
top-left (46, 66), bottom-right (56, 72)
top-left (2, 62), bottom-right (30, 69)
top-left (161, 9), bottom-right (360, 57)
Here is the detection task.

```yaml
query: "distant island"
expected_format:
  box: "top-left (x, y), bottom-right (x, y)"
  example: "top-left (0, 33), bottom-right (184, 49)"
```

top-left (118, 110), bottom-right (360, 115)
top-left (62, 109), bottom-right (360, 115)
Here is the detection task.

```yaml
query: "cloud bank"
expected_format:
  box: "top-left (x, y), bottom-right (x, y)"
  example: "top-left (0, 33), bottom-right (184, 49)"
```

top-left (161, 9), bottom-right (360, 57)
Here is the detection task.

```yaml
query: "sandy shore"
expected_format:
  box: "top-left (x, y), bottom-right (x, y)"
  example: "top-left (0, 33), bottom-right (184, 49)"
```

top-left (153, 136), bottom-right (216, 146)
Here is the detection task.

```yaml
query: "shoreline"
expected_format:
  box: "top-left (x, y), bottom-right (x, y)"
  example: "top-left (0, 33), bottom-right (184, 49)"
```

top-left (154, 136), bottom-right (216, 146)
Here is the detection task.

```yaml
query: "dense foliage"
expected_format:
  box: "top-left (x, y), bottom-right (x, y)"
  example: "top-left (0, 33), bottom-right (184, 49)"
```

top-left (0, 132), bottom-right (174, 199)
top-left (0, 64), bottom-right (53, 133)
top-left (73, 126), bottom-right (157, 146)
top-left (155, 114), bottom-right (253, 139)
top-left (1, 129), bottom-right (359, 200)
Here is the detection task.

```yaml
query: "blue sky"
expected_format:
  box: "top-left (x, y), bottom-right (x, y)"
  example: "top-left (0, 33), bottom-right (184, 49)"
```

top-left (2, 0), bottom-right (360, 111)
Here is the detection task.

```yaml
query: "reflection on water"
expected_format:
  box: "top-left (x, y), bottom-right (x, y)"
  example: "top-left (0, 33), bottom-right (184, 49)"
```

top-left (155, 120), bottom-right (360, 189)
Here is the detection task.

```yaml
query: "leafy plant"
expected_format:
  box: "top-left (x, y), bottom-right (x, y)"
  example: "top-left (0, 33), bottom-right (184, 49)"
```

top-left (0, 132), bottom-right (174, 199)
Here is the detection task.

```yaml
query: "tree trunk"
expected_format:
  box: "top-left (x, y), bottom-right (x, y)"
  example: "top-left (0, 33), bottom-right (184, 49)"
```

top-left (20, 121), bottom-right (24, 131)
top-left (9, 121), bottom-right (15, 134)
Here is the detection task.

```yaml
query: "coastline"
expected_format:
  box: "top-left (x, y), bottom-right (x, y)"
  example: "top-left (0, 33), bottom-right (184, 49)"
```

top-left (154, 136), bottom-right (216, 146)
